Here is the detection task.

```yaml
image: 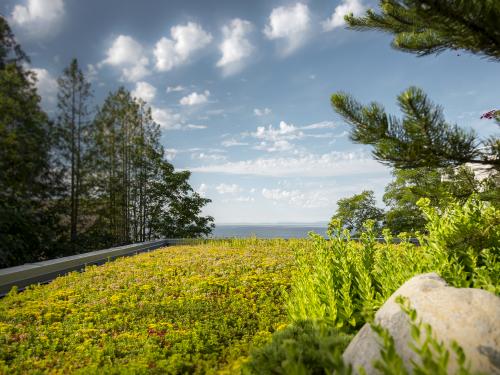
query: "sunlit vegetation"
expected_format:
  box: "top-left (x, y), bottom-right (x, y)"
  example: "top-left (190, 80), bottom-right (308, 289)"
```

top-left (0, 239), bottom-right (306, 374)
top-left (1, 196), bottom-right (498, 374)
top-left (243, 196), bottom-right (499, 374)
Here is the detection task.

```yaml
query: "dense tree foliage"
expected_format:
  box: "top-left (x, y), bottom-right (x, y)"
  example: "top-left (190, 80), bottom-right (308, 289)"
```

top-left (328, 190), bottom-right (384, 235)
top-left (345, 0), bottom-right (500, 61)
top-left (0, 18), bottom-right (64, 267)
top-left (0, 17), bottom-right (213, 268)
top-left (382, 166), bottom-right (492, 234)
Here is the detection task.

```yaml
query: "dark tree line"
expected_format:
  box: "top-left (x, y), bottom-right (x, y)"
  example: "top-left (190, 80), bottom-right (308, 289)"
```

top-left (0, 17), bottom-right (213, 268)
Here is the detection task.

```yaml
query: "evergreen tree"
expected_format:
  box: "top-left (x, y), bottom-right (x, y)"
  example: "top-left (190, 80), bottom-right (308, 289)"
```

top-left (0, 17), bottom-right (62, 267)
top-left (332, 2), bottom-right (500, 173)
top-left (90, 88), bottom-right (214, 247)
top-left (0, 16), bottom-right (28, 68)
top-left (345, 0), bottom-right (500, 60)
top-left (56, 58), bottom-right (92, 248)
top-left (331, 87), bottom-right (499, 171)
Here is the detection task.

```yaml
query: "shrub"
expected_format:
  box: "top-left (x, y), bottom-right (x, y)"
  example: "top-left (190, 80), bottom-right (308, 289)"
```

top-left (286, 220), bottom-right (433, 333)
top-left (418, 196), bottom-right (500, 294)
top-left (242, 320), bottom-right (352, 375)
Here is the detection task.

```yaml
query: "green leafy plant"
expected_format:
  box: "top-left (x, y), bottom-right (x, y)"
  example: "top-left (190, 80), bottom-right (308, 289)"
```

top-left (242, 320), bottom-right (352, 375)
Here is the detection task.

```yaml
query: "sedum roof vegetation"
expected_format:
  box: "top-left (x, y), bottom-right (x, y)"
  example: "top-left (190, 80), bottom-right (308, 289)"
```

top-left (0, 239), bottom-right (303, 374)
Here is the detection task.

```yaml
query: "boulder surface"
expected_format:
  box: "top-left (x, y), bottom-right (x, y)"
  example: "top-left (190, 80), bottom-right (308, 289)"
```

top-left (343, 273), bottom-right (500, 374)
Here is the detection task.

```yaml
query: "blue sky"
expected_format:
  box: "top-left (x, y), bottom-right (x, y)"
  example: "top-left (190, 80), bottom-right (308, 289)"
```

top-left (3, 0), bottom-right (500, 223)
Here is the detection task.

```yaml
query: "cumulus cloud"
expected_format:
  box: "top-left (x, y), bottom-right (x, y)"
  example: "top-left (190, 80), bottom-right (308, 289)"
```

top-left (131, 81), bottom-right (157, 102)
top-left (217, 18), bottom-right (254, 75)
top-left (11, 0), bottom-right (64, 38)
top-left (190, 151), bottom-right (389, 177)
top-left (216, 183), bottom-right (243, 195)
top-left (252, 121), bottom-right (304, 152)
top-left (263, 3), bottom-right (311, 55)
top-left (151, 107), bottom-right (183, 130)
top-left (180, 90), bottom-right (210, 106)
top-left (254, 107), bottom-right (272, 116)
top-left (103, 35), bottom-right (150, 82)
top-left (151, 107), bottom-right (208, 131)
top-left (322, 0), bottom-right (366, 31)
top-left (154, 22), bottom-right (212, 71)
top-left (30, 67), bottom-right (58, 109)
top-left (254, 121), bottom-right (303, 140)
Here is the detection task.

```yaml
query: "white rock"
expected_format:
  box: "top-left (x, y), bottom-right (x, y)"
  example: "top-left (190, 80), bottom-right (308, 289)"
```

top-left (343, 273), bottom-right (500, 374)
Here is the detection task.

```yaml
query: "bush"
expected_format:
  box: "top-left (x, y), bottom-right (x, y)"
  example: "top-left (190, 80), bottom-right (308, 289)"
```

top-left (286, 220), bottom-right (433, 333)
top-left (418, 196), bottom-right (500, 293)
top-left (242, 320), bottom-right (351, 375)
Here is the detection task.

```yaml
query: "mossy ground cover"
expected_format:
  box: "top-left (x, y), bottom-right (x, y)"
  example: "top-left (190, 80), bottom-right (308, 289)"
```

top-left (0, 239), bottom-right (306, 374)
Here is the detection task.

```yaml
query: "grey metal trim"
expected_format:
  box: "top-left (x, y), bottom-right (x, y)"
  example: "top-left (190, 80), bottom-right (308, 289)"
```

top-left (0, 238), bottom-right (188, 296)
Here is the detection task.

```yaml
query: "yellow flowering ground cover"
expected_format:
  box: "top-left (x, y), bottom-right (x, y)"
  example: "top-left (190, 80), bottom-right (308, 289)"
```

top-left (0, 239), bottom-right (306, 374)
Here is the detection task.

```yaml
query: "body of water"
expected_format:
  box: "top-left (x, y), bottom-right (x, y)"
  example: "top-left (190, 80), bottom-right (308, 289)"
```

top-left (211, 224), bottom-right (328, 239)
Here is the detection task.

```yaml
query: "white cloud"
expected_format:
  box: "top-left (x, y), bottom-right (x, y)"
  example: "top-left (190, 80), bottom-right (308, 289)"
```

top-left (192, 152), bottom-right (226, 161)
top-left (154, 22), bottom-right (212, 71)
top-left (263, 3), bottom-right (311, 55)
top-left (30, 67), bottom-right (57, 109)
top-left (235, 196), bottom-right (255, 202)
top-left (301, 121), bottom-right (337, 130)
top-left (151, 107), bottom-right (183, 129)
top-left (11, 0), bottom-right (64, 37)
top-left (151, 107), bottom-right (207, 131)
top-left (180, 90), bottom-right (210, 106)
top-left (198, 183), bottom-right (208, 197)
top-left (186, 124), bottom-right (207, 129)
top-left (252, 121), bottom-right (304, 152)
top-left (217, 18), bottom-right (254, 75)
top-left (254, 121), bottom-right (304, 141)
top-left (255, 139), bottom-right (293, 152)
top-left (190, 151), bottom-right (389, 177)
top-left (222, 139), bottom-right (249, 147)
top-left (322, 0), bottom-right (366, 31)
top-left (254, 107), bottom-right (272, 116)
top-left (262, 188), bottom-right (331, 208)
top-left (131, 81), bottom-right (156, 102)
top-left (103, 35), bottom-right (150, 82)
top-left (165, 148), bottom-right (178, 160)
top-left (216, 183), bottom-right (243, 195)
top-left (166, 85), bottom-right (185, 93)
